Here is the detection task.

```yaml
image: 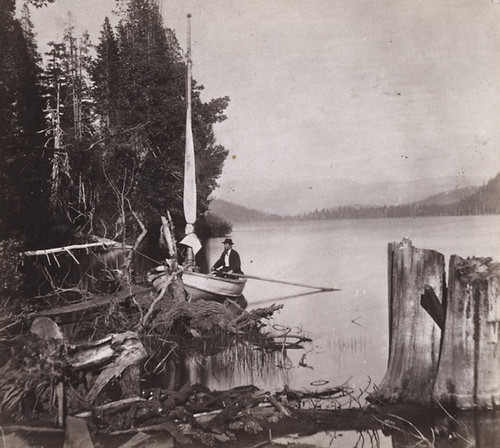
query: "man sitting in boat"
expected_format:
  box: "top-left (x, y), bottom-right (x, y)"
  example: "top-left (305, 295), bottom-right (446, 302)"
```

top-left (211, 238), bottom-right (243, 277)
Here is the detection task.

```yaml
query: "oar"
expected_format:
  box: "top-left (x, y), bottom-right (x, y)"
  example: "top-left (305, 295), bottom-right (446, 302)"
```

top-left (231, 273), bottom-right (340, 292)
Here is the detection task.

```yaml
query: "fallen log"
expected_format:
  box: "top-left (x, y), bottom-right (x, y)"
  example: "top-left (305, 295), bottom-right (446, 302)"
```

top-left (86, 338), bottom-right (147, 404)
top-left (275, 386), bottom-right (348, 402)
top-left (23, 241), bottom-right (131, 258)
top-left (182, 384), bottom-right (259, 415)
top-left (39, 285), bottom-right (153, 320)
top-left (2, 426), bottom-right (64, 434)
top-left (108, 423), bottom-right (190, 445)
top-left (68, 332), bottom-right (145, 371)
top-left (193, 402), bottom-right (276, 425)
top-left (73, 397), bottom-right (147, 418)
top-left (201, 391), bottom-right (262, 434)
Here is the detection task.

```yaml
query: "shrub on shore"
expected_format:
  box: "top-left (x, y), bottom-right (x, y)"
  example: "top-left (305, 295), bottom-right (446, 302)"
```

top-left (196, 213), bottom-right (233, 238)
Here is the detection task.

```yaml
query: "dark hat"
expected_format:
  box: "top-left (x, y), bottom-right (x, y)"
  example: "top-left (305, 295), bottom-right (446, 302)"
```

top-left (222, 238), bottom-right (234, 245)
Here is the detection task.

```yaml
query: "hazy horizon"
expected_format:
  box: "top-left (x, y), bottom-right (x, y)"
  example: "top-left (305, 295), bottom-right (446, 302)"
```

top-left (212, 172), bottom-right (489, 215)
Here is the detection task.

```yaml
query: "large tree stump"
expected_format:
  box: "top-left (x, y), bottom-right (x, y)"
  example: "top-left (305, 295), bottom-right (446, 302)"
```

top-left (433, 256), bottom-right (500, 408)
top-left (374, 240), bottom-right (445, 404)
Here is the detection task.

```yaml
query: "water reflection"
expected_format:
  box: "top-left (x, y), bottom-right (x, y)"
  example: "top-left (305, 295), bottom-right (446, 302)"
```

top-left (186, 341), bottom-right (294, 391)
top-left (390, 410), bottom-right (500, 448)
top-left (262, 410), bottom-right (500, 447)
top-left (385, 410), bottom-right (500, 448)
top-left (273, 430), bottom-right (388, 448)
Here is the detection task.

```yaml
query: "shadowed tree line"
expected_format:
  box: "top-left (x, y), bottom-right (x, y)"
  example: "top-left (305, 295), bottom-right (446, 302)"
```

top-left (0, 0), bottom-right (230, 254)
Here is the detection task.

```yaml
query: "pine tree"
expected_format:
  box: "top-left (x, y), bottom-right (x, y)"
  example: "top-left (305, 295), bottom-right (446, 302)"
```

top-left (0, 0), bottom-right (52, 247)
top-left (93, 17), bottom-right (120, 133)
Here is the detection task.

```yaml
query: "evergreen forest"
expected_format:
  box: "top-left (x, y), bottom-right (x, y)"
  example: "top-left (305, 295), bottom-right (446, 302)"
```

top-left (0, 0), bottom-right (230, 259)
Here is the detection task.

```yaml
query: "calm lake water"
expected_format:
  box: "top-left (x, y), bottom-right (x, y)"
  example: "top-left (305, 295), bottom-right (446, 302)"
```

top-left (197, 215), bottom-right (500, 447)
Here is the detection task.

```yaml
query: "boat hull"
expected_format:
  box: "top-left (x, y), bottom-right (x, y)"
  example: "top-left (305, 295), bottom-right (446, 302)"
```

top-left (183, 271), bottom-right (246, 302)
top-left (150, 269), bottom-right (246, 302)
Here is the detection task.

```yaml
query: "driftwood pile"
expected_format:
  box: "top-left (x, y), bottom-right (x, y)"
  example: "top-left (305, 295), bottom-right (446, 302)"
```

top-left (0, 264), bottom-right (331, 447)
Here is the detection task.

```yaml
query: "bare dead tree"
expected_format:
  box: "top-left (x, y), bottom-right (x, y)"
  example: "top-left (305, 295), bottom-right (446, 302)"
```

top-left (102, 165), bottom-right (148, 286)
top-left (124, 197), bottom-right (147, 286)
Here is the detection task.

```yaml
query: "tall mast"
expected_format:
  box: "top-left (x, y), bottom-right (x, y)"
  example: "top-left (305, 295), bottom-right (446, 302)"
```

top-left (183, 13), bottom-right (197, 265)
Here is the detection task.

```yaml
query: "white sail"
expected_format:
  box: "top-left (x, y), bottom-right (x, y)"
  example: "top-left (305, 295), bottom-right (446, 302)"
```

top-left (181, 14), bottom-right (201, 256)
top-left (183, 90), bottom-right (196, 228)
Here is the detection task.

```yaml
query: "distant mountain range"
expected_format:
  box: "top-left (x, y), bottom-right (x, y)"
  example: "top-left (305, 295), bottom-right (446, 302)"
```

top-left (414, 185), bottom-right (479, 206)
top-left (209, 174), bottom-right (500, 222)
top-left (214, 174), bottom-right (487, 216)
top-left (208, 199), bottom-right (283, 222)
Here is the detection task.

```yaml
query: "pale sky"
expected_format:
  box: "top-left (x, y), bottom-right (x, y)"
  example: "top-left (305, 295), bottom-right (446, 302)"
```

top-left (21, 0), bottom-right (500, 214)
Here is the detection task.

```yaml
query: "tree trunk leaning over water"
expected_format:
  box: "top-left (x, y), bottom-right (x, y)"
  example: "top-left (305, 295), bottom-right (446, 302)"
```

top-left (374, 240), bottom-right (445, 404)
top-left (433, 256), bottom-right (500, 408)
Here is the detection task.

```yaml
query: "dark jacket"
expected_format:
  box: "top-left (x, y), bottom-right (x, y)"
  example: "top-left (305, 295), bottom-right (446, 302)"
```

top-left (212, 249), bottom-right (242, 274)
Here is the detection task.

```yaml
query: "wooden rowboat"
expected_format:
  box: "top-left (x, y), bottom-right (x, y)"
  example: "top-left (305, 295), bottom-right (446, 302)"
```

top-left (182, 271), bottom-right (247, 302)
top-left (150, 268), bottom-right (246, 302)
